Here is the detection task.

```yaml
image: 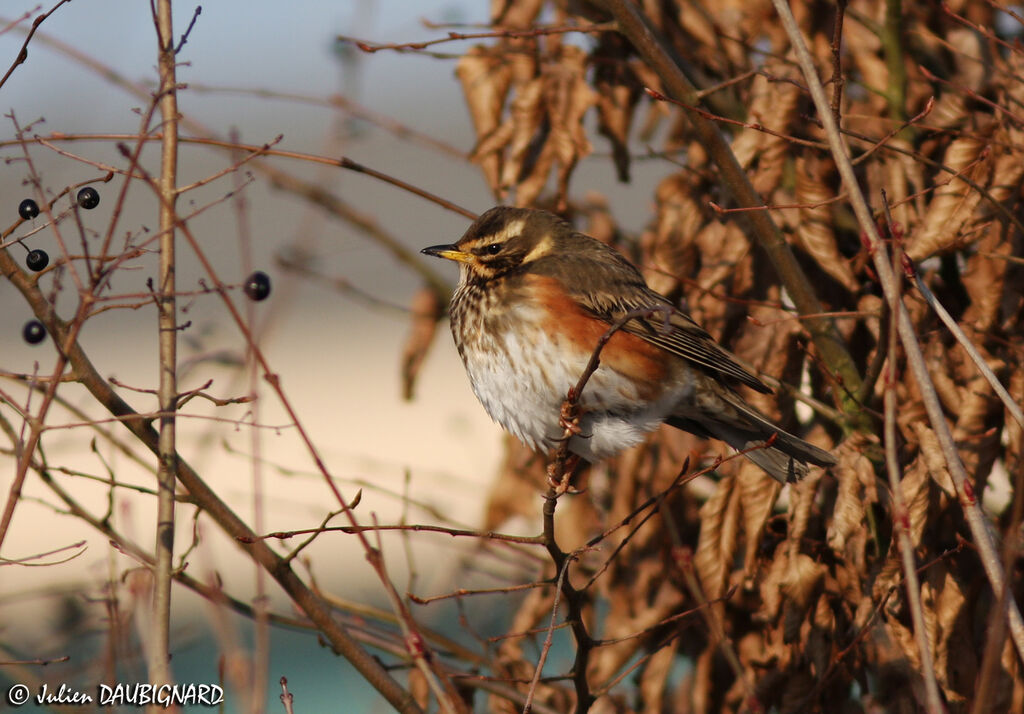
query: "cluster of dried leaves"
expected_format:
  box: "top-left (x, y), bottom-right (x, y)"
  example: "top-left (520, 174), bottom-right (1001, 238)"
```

top-left (437, 1), bottom-right (1024, 712)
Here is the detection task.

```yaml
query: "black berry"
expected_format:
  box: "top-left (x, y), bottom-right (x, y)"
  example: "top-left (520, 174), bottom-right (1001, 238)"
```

top-left (22, 320), bottom-right (46, 344)
top-left (18, 198), bottom-right (39, 220)
top-left (26, 249), bottom-right (49, 272)
top-left (243, 271), bottom-right (271, 301)
top-left (76, 187), bottom-right (100, 209)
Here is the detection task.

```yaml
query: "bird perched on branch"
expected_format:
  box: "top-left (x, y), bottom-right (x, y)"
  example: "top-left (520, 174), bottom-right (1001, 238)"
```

top-left (422, 206), bottom-right (835, 483)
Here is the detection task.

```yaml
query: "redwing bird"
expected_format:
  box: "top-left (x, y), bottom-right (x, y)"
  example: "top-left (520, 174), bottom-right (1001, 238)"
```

top-left (422, 206), bottom-right (835, 483)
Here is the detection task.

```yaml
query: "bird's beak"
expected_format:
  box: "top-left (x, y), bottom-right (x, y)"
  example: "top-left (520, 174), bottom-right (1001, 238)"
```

top-left (421, 244), bottom-right (472, 263)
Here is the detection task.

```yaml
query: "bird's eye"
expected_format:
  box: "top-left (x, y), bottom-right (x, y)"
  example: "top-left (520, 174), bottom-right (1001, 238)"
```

top-left (484, 243), bottom-right (502, 255)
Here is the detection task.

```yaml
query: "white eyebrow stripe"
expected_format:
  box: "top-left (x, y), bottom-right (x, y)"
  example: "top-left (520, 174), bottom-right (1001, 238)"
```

top-left (497, 218), bottom-right (525, 243)
top-left (522, 235), bottom-right (552, 264)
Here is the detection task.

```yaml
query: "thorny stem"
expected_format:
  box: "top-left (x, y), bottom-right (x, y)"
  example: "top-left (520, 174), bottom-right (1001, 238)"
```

top-left (149, 0), bottom-right (178, 695)
top-left (598, 0), bottom-right (867, 426)
top-left (770, 0), bottom-right (1024, 666)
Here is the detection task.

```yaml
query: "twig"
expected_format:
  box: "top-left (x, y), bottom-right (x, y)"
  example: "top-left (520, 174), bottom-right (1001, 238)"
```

top-left (339, 21), bottom-right (615, 54)
top-left (910, 269), bottom-right (1024, 431)
top-left (523, 553), bottom-right (574, 714)
top-left (279, 677), bottom-right (294, 714)
top-left (880, 192), bottom-right (944, 713)
top-left (0, 0), bottom-right (72, 91)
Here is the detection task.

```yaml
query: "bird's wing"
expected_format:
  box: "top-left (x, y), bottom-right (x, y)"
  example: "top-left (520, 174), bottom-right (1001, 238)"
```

top-left (619, 299), bottom-right (772, 393)
top-left (561, 258), bottom-right (770, 393)
top-left (529, 239), bottom-right (771, 393)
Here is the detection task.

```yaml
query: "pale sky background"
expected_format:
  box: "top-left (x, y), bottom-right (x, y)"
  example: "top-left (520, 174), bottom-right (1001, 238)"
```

top-left (0, 1), bottom-right (669, 710)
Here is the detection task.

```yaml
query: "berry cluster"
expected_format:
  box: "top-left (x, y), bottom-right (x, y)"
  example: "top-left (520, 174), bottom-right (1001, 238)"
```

top-left (17, 188), bottom-right (103, 345)
top-left (15, 186), bottom-right (274, 346)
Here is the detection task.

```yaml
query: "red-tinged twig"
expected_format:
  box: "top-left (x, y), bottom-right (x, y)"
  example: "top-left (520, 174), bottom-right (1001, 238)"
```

top-left (0, 655), bottom-right (71, 666)
top-left (709, 192), bottom-right (848, 214)
top-left (252, 522), bottom-right (544, 546)
top-left (851, 96), bottom-right (935, 166)
top-left (0, 118), bottom-right (97, 559)
top-left (0, 539), bottom-right (86, 566)
top-left (187, 83), bottom-right (466, 159)
top-left (0, 0), bottom-right (72, 91)
top-left (538, 303), bottom-right (675, 714)
top-left (548, 304), bottom-right (673, 489)
top-left (339, 22), bottom-right (615, 54)
top-left (410, 580), bottom-right (547, 606)
top-left (941, 2), bottom-right (1024, 59)
top-left (645, 86), bottom-right (827, 149)
top-left (879, 190), bottom-right (944, 713)
top-left (279, 677), bottom-right (294, 714)
top-left (771, 0), bottom-right (1024, 672)
top-left (0, 24), bottom-right (453, 297)
top-left (828, 0), bottom-right (847, 130)
top-left (523, 553), bottom-right (575, 714)
top-left (919, 64), bottom-right (1024, 127)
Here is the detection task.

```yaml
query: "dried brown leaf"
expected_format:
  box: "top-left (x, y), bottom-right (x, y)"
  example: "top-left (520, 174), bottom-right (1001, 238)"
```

top-left (592, 33), bottom-right (640, 183)
top-left (639, 639), bottom-right (678, 714)
top-left (899, 458), bottom-right (933, 548)
top-left (499, 75), bottom-right (545, 196)
top-left (911, 422), bottom-right (957, 497)
top-left (961, 224), bottom-right (1012, 332)
top-left (457, 46), bottom-right (513, 196)
top-left (793, 155), bottom-right (858, 291)
top-left (540, 45), bottom-right (595, 208)
top-left (737, 461), bottom-right (780, 574)
top-left (787, 469), bottom-right (821, 559)
top-left (400, 287), bottom-right (444, 401)
top-left (641, 172), bottom-right (704, 296)
top-left (781, 553), bottom-right (825, 642)
top-left (490, 0), bottom-right (544, 26)
top-left (694, 474), bottom-right (740, 600)
top-left (908, 131), bottom-right (992, 260)
top-left (690, 222), bottom-right (751, 334)
top-left (806, 595), bottom-right (835, 681)
top-left (922, 563), bottom-right (973, 705)
top-left (827, 445), bottom-right (872, 554)
top-left (731, 61), bottom-right (801, 196)
top-left (759, 544), bottom-right (789, 622)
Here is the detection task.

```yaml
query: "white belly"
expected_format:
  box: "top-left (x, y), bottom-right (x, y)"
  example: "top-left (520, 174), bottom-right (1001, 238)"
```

top-left (457, 303), bottom-right (680, 461)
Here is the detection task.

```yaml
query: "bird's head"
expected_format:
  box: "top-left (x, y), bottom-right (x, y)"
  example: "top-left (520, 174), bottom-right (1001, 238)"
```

top-left (421, 206), bottom-right (566, 284)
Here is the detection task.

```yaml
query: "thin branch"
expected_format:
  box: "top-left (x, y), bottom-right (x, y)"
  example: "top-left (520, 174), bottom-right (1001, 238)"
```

top-left (911, 270), bottom-right (1024, 431)
top-left (0, 0), bottom-right (72, 91)
top-left (339, 21), bottom-right (615, 54)
top-left (880, 192), bottom-right (944, 713)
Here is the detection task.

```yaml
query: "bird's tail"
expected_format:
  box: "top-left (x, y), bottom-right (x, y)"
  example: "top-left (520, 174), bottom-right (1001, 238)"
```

top-left (668, 390), bottom-right (835, 484)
